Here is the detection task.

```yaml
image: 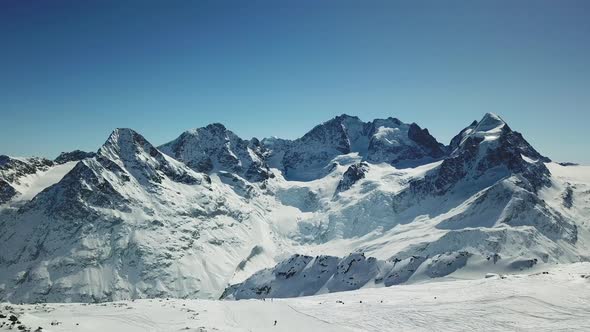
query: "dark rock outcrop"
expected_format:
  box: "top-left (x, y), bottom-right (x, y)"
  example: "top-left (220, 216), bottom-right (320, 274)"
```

top-left (54, 150), bottom-right (96, 164)
top-left (335, 162), bottom-right (369, 194)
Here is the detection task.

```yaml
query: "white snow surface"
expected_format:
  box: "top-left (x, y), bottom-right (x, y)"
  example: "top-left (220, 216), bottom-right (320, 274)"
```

top-left (1, 263), bottom-right (589, 332)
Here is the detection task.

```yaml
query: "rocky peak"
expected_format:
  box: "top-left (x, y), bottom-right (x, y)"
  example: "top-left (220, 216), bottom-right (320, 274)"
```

top-left (96, 128), bottom-right (201, 186)
top-left (98, 128), bottom-right (159, 163)
top-left (424, 113), bottom-right (551, 194)
top-left (449, 120), bottom-right (479, 153)
top-left (474, 112), bottom-right (507, 133)
top-left (270, 115), bottom-right (447, 180)
top-left (297, 115), bottom-right (361, 154)
top-left (159, 124), bottom-right (271, 182)
top-left (22, 128), bottom-right (205, 220)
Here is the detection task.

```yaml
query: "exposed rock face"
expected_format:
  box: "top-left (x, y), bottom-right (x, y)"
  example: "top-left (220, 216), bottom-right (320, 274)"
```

top-left (222, 252), bottom-right (472, 300)
top-left (0, 156), bottom-right (56, 203)
top-left (415, 113), bottom-right (551, 195)
top-left (264, 114), bottom-right (446, 180)
top-left (276, 115), bottom-right (358, 180)
top-left (100, 128), bottom-right (202, 186)
top-left (563, 186), bottom-right (574, 209)
top-left (54, 150), bottom-right (96, 164)
top-left (448, 120), bottom-right (478, 153)
top-left (159, 124), bottom-right (271, 182)
top-left (0, 179), bottom-right (17, 204)
top-left (335, 162), bottom-right (369, 194)
top-left (407, 123), bottom-right (447, 158)
top-left (365, 119), bottom-right (446, 165)
top-left (0, 156), bottom-right (55, 184)
top-left (0, 150), bottom-right (95, 204)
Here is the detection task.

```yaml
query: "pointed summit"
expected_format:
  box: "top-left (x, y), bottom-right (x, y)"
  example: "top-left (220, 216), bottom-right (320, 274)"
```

top-left (449, 113), bottom-right (513, 154)
top-left (95, 128), bottom-right (201, 186)
top-left (22, 127), bottom-right (204, 220)
top-left (99, 128), bottom-right (158, 161)
top-left (475, 113), bottom-right (507, 132)
top-left (104, 127), bottom-right (141, 143)
top-left (427, 113), bottom-right (550, 193)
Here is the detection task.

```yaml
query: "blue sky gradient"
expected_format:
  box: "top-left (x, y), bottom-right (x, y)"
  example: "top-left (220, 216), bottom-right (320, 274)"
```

top-left (1, 1), bottom-right (589, 163)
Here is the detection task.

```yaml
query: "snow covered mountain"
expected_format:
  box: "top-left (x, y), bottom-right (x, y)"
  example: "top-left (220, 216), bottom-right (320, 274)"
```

top-left (262, 114), bottom-right (446, 181)
top-left (224, 113), bottom-right (589, 299)
top-left (0, 151), bottom-right (93, 205)
top-left (0, 113), bottom-right (589, 303)
top-left (159, 123), bottom-right (272, 182)
top-left (0, 128), bottom-right (283, 302)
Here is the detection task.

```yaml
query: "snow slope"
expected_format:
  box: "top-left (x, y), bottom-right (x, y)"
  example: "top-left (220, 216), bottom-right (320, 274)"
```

top-left (0, 152), bottom-right (92, 205)
top-left (2, 263), bottom-right (589, 332)
top-left (10, 161), bottom-right (78, 202)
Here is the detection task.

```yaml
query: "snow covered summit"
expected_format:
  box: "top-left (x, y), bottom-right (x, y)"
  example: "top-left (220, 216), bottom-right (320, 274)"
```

top-left (263, 114), bottom-right (446, 180)
top-left (159, 123), bottom-right (272, 182)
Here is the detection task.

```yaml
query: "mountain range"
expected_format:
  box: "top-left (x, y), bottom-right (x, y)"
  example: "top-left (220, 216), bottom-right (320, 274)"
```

top-left (0, 113), bottom-right (588, 303)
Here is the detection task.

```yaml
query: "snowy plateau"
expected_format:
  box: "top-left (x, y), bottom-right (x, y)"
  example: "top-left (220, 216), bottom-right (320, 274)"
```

top-left (1, 113), bottom-right (589, 331)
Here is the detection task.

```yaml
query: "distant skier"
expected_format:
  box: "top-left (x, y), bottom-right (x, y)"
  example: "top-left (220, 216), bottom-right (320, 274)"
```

top-left (274, 320), bottom-right (277, 326)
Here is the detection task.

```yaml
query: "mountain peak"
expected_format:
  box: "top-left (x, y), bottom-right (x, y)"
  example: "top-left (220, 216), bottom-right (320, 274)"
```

top-left (434, 113), bottom-right (550, 193)
top-left (159, 123), bottom-right (271, 181)
top-left (184, 123), bottom-right (234, 138)
top-left (334, 114), bottom-right (360, 121)
top-left (204, 122), bottom-right (227, 132)
top-left (475, 113), bottom-right (507, 133)
top-left (109, 127), bottom-right (138, 137)
top-left (102, 128), bottom-right (145, 149)
top-left (99, 128), bottom-right (158, 163)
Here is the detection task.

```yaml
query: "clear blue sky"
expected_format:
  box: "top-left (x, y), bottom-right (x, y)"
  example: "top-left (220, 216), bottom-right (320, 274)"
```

top-left (1, 1), bottom-right (589, 163)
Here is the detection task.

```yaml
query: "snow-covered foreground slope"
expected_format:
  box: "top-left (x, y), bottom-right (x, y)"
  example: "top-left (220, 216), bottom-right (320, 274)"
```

top-left (2, 263), bottom-right (589, 332)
